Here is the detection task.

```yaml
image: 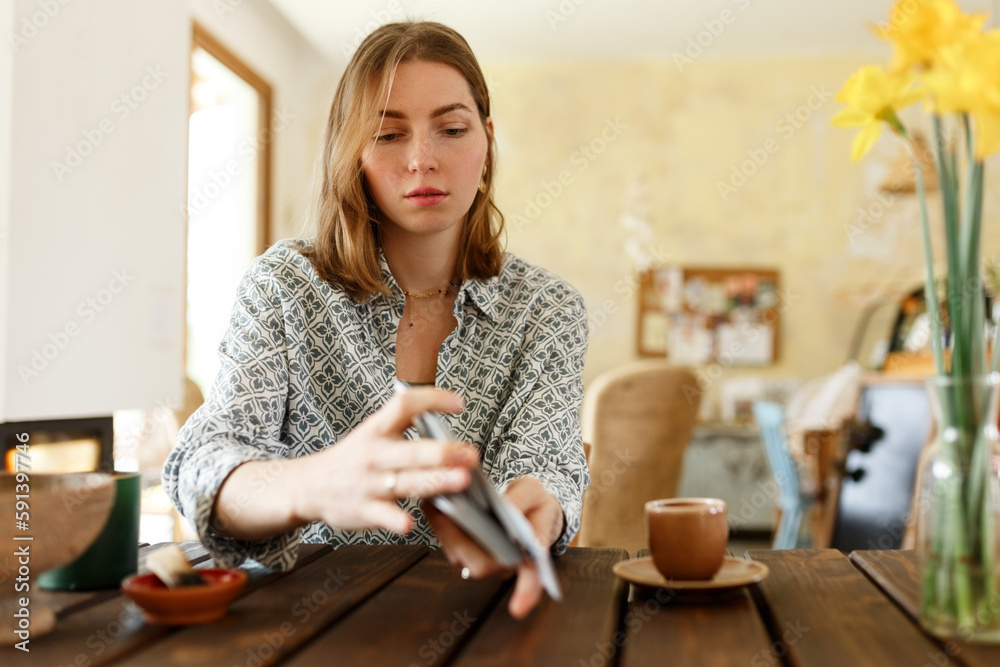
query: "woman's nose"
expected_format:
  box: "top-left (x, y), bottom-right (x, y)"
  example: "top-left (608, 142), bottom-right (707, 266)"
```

top-left (407, 135), bottom-right (437, 173)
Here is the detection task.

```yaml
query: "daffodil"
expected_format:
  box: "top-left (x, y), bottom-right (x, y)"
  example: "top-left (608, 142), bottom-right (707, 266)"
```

top-left (836, 2), bottom-right (1000, 643)
top-left (832, 65), bottom-right (923, 161)
top-left (876, 0), bottom-right (986, 72)
top-left (923, 30), bottom-right (1000, 157)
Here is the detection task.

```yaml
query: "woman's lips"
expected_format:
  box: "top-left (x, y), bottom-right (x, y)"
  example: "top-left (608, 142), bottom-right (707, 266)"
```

top-left (406, 188), bottom-right (447, 207)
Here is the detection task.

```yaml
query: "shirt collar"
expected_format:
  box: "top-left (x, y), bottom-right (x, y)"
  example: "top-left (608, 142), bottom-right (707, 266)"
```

top-left (461, 271), bottom-right (500, 323)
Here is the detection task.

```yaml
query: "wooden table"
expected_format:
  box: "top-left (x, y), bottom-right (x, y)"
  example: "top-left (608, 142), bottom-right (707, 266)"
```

top-left (5, 544), bottom-right (1000, 666)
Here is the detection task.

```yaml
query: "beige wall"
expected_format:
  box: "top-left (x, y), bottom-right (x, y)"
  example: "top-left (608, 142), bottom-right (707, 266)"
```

top-left (2, 0), bottom-right (189, 421)
top-left (485, 56), bottom-right (1000, 418)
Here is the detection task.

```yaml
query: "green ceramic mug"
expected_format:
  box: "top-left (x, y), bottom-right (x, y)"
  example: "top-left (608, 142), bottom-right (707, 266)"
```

top-left (38, 471), bottom-right (140, 590)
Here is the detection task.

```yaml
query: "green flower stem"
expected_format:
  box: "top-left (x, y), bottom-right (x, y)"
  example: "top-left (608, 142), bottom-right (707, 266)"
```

top-left (959, 116), bottom-right (985, 380)
top-left (913, 156), bottom-right (945, 377)
top-left (933, 117), bottom-right (963, 378)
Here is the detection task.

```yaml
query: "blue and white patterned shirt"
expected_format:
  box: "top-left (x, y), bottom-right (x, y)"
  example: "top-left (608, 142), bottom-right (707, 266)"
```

top-left (162, 238), bottom-right (590, 570)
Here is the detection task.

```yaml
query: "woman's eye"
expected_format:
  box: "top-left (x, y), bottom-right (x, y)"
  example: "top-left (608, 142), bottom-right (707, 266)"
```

top-left (443, 127), bottom-right (468, 137)
top-left (376, 133), bottom-right (400, 142)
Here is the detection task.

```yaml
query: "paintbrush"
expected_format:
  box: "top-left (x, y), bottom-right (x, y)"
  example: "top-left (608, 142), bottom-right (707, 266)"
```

top-left (145, 545), bottom-right (206, 587)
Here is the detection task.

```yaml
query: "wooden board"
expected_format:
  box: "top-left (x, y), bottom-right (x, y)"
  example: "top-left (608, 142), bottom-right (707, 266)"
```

top-left (619, 584), bottom-right (773, 667)
top-left (851, 550), bottom-right (1000, 667)
top-left (284, 549), bottom-right (510, 666)
top-left (450, 547), bottom-right (628, 667)
top-left (748, 549), bottom-right (946, 666)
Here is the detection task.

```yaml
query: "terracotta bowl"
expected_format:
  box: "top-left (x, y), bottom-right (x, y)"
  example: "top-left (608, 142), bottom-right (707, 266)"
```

top-left (121, 568), bottom-right (248, 625)
top-left (0, 472), bottom-right (115, 645)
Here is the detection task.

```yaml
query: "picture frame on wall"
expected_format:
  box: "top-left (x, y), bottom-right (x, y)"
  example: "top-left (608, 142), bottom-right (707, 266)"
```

top-left (636, 266), bottom-right (781, 365)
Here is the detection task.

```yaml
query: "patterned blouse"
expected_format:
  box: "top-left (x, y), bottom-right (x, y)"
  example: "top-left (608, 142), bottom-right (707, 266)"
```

top-left (162, 238), bottom-right (590, 570)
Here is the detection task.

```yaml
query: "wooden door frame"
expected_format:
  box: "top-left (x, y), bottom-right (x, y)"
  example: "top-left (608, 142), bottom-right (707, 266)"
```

top-left (190, 22), bottom-right (273, 252)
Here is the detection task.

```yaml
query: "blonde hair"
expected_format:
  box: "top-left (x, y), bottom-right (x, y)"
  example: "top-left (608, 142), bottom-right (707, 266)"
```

top-left (303, 21), bottom-right (504, 301)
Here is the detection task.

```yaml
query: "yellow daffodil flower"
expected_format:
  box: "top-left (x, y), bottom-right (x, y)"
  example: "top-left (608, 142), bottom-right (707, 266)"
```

top-left (832, 66), bottom-right (923, 161)
top-left (876, 0), bottom-right (986, 72)
top-left (923, 30), bottom-right (1000, 157)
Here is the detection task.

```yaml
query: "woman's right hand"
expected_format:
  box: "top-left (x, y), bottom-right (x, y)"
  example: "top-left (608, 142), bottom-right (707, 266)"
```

top-left (212, 387), bottom-right (477, 541)
top-left (287, 387), bottom-right (478, 534)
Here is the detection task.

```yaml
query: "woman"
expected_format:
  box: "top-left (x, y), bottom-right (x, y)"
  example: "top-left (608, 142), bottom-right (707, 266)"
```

top-left (163, 21), bottom-right (589, 619)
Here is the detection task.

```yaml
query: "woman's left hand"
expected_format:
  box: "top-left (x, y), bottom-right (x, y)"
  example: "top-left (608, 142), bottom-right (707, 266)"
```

top-left (422, 476), bottom-right (564, 619)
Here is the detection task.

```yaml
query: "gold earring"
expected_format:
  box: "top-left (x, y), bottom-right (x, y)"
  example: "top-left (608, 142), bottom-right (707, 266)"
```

top-left (478, 164), bottom-right (488, 193)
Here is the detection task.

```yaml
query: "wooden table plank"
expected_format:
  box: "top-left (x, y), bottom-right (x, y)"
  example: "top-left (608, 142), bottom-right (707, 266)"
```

top-left (618, 581), bottom-right (773, 666)
top-left (283, 549), bottom-right (510, 667)
top-left (749, 549), bottom-right (948, 667)
top-left (450, 547), bottom-right (628, 667)
top-left (114, 544), bottom-right (428, 667)
top-left (851, 550), bottom-right (1000, 667)
top-left (0, 543), bottom-right (330, 667)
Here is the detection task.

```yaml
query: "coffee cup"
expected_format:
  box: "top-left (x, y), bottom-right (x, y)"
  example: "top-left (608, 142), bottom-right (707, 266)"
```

top-left (645, 497), bottom-right (728, 581)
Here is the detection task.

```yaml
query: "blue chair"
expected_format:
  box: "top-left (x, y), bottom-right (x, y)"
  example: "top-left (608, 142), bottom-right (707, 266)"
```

top-left (752, 401), bottom-right (812, 549)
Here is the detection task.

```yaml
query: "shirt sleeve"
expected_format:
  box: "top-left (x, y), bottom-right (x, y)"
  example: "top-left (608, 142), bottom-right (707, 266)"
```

top-left (488, 283), bottom-right (590, 555)
top-left (161, 263), bottom-right (300, 570)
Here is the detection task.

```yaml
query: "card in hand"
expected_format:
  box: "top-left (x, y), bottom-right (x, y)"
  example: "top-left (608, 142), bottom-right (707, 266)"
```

top-left (394, 381), bottom-right (562, 600)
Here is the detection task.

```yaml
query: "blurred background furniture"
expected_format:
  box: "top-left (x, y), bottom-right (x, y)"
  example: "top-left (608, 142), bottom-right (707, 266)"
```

top-left (576, 360), bottom-right (700, 556)
top-left (676, 421), bottom-right (771, 533)
top-left (752, 401), bottom-right (812, 549)
top-left (826, 284), bottom-right (945, 551)
top-left (829, 375), bottom-right (929, 551)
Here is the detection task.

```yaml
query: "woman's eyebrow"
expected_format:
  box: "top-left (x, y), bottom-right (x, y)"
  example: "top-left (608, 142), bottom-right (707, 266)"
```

top-left (376, 103), bottom-right (473, 120)
top-left (431, 102), bottom-right (472, 118)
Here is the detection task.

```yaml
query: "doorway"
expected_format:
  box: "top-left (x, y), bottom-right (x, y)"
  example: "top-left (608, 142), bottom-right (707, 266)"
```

top-left (185, 24), bottom-right (272, 396)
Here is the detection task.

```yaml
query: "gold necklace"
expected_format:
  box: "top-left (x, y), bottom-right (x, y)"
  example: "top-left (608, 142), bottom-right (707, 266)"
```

top-left (402, 280), bottom-right (459, 328)
top-left (402, 281), bottom-right (458, 299)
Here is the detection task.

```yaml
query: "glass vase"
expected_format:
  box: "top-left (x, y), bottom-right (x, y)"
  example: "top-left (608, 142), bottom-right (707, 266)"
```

top-left (917, 374), bottom-right (1000, 643)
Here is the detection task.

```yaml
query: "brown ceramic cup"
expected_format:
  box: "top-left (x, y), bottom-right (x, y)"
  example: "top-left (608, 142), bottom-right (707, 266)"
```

top-left (645, 498), bottom-right (728, 580)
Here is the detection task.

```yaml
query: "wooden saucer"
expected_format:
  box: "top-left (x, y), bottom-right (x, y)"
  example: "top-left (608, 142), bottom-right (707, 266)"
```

top-left (612, 556), bottom-right (768, 593)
